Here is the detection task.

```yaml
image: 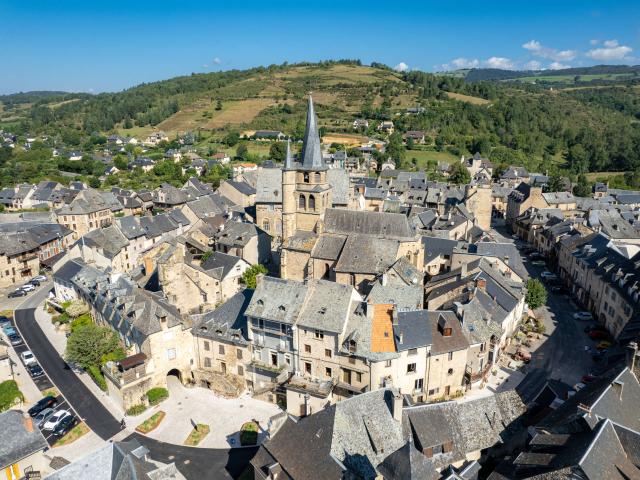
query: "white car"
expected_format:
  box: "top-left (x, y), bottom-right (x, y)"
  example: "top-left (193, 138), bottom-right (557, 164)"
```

top-left (43, 409), bottom-right (70, 431)
top-left (20, 284), bottom-right (35, 292)
top-left (32, 275), bottom-right (47, 283)
top-left (540, 271), bottom-right (555, 279)
top-left (20, 350), bottom-right (36, 366)
top-left (573, 312), bottom-right (593, 321)
top-left (33, 407), bottom-right (55, 428)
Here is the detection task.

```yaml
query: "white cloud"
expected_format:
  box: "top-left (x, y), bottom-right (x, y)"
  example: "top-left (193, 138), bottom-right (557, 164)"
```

top-left (522, 39), bottom-right (577, 61)
top-left (484, 57), bottom-right (514, 69)
top-left (213, 57), bottom-right (222, 65)
top-left (590, 39), bottom-right (599, 45)
top-left (524, 60), bottom-right (542, 70)
top-left (587, 43), bottom-right (633, 60)
top-left (549, 62), bottom-right (570, 70)
top-left (451, 57), bottom-right (480, 69)
top-left (394, 62), bottom-right (409, 72)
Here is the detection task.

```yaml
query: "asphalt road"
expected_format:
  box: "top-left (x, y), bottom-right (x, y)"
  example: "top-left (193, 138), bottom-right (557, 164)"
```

top-left (13, 288), bottom-right (122, 440)
top-left (125, 432), bottom-right (258, 480)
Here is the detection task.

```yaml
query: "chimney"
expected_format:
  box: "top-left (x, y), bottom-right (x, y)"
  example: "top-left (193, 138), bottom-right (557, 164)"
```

top-left (268, 462), bottom-right (281, 480)
top-left (159, 315), bottom-right (168, 331)
top-left (392, 390), bottom-right (403, 422)
top-left (22, 412), bottom-right (34, 433)
top-left (382, 273), bottom-right (388, 287)
top-left (626, 342), bottom-right (638, 371)
top-left (476, 278), bottom-right (486, 291)
top-left (460, 262), bottom-right (468, 278)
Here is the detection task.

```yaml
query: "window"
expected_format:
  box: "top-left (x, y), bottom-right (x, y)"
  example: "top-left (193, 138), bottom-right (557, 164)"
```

top-left (204, 341), bottom-right (210, 351)
top-left (167, 348), bottom-right (176, 360)
top-left (304, 362), bottom-right (312, 374)
top-left (304, 344), bottom-right (311, 354)
top-left (385, 360), bottom-right (392, 368)
top-left (415, 379), bottom-right (424, 392)
top-left (325, 367), bottom-right (332, 377)
top-left (315, 172), bottom-right (321, 183)
top-left (447, 351), bottom-right (454, 361)
top-left (428, 388), bottom-right (439, 396)
top-left (407, 363), bottom-right (417, 373)
top-left (309, 195), bottom-right (316, 210)
top-left (270, 351), bottom-right (278, 366)
top-left (284, 354), bottom-right (291, 365)
top-left (281, 324), bottom-right (288, 335)
top-left (325, 349), bottom-right (332, 358)
top-left (356, 372), bottom-right (362, 382)
top-left (262, 220), bottom-right (270, 231)
top-left (219, 345), bottom-right (225, 355)
top-left (447, 368), bottom-right (454, 376)
top-left (299, 195), bottom-right (306, 209)
top-left (236, 349), bottom-right (243, 360)
top-left (204, 357), bottom-right (212, 368)
top-left (408, 348), bottom-right (418, 356)
top-left (237, 365), bottom-right (244, 376)
top-left (314, 330), bottom-right (324, 339)
top-left (479, 343), bottom-right (485, 353)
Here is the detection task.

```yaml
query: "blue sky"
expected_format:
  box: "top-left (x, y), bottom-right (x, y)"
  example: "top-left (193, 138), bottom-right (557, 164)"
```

top-left (0, 0), bottom-right (638, 94)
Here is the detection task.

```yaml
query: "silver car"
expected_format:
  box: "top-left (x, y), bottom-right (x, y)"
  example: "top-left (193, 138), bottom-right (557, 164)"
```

top-left (33, 407), bottom-right (55, 428)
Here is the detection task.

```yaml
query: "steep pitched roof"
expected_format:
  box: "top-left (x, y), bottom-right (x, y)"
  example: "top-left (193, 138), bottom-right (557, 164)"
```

top-left (299, 96), bottom-right (326, 171)
top-left (324, 208), bottom-right (414, 240)
top-left (0, 410), bottom-right (47, 470)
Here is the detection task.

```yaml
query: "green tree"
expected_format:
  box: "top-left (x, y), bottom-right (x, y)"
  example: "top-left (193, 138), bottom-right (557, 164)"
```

top-left (215, 99), bottom-right (223, 111)
top-left (547, 173), bottom-right (565, 192)
top-left (236, 143), bottom-right (248, 160)
top-left (449, 162), bottom-right (471, 184)
top-left (242, 264), bottom-right (268, 289)
top-left (65, 323), bottom-right (121, 370)
top-left (406, 137), bottom-right (415, 150)
top-left (526, 278), bottom-right (548, 310)
top-left (113, 155), bottom-right (129, 170)
top-left (89, 176), bottom-right (101, 188)
top-left (573, 174), bottom-right (592, 197)
top-left (386, 132), bottom-right (405, 165)
top-left (223, 131), bottom-right (240, 147)
top-left (269, 141), bottom-right (287, 162)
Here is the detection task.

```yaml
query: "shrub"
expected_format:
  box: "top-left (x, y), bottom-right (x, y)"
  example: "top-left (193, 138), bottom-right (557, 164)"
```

top-left (0, 380), bottom-right (24, 411)
top-left (240, 421), bottom-right (259, 446)
top-left (70, 314), bottom-right (92, 332)
top-left (88, 365), bottom-right (107, 391)
top-left (126, 404), bottom-right (148, 416)
top-left (146, 387), bottom-right (169, 406)
top-left (65, 300), bottom-right (89, 318)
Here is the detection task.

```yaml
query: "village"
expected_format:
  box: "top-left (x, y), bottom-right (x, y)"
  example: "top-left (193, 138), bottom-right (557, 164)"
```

top-left (0, 95), bottom-right (639, 479)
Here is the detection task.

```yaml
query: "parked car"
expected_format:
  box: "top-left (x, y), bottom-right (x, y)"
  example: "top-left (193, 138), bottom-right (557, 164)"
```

top-left (581, 375), bottom-right (596, 383)
top-left (28, 279), bottom-right (40, 287)
top-left (0, 316), bottom-right (10, 327)
top-left (7, 333), bottom-right (23, 346)
top-left (542, 275), bottom-right (559, 284)
top-left (8, 289), bottom-right (26, 298)
top-left (529, 252), bottom-right (544, 259)
top-left (43, 409), bottom-right (71, 430)
top-left (531, 260), bottom-right (546, 267)
top-left (52, 414), bottom-right (77, 437)
top-left (597, 341), bottom-right (613, 350)
top-left (3, 325), bottom-right (16, 336)
top-left (31, 275), bottom-right (47, 283)
top-left (589, 330), bottom-right (609, 340)
top-left (27, 363), bottom-right (44, 378)
top-left (540, 271), bottom-right (555, 279)
top-left (20, 350), bottom-right (36, 366)
top-left (20, 284), bottom-right (35, 292)
top-left (550, 285), bottom-right (567, 294)
top-left (33, 407), bottom-right (55, 428)
top-left (573, 312), bottom-right (593, 321)
top-left (28, 396), bottom-right (57, 417)
top-left (573, 382), bottom-right (587, 391)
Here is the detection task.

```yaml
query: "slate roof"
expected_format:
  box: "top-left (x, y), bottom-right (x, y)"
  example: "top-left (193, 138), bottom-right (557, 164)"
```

top-left (367, 282), bottom-right (423, 312)
top-left (185, 194), bottom-right (231, 219)
top-left (333, 235), bottom-right (399, 274)
top-left (422, 237), bottom-right (458, 265)
top-left (326, 169), bottom-right (349, 205)
top-left (377, 440), bottom-right (439, 480)
top-left (393, 310), bottom-right (434, 351)
top-left (471, 242), bottom-right (528, 280)
top-left (542, 192), bottom-right (576, 205)
top-left (81, 224), bottom-right (130, 259)
top-left (324, 208), bottom-right (415, 240)
top-left (191, 289), bottom-right (252, 346)
top-left (299, 96), bottom-right (326, 171)
top-left (0, 410), bottom-right (47, 470)
top-left (0, 231), bottom-right (40, 256)
top-left (255, 167), bottom-right (282, 203)
top-left (311, 234), bottom-right (346, 260)
top-left (224, 180), bottom-right (256, 196)
top-left (116, 216), bottom-right (147, 240)
top-left (215, 221), bottom-right (264, 247)
top-left (56, 188), bottom-right (112, 215)
top-left (246, 276), bottom-right (308, 325)
top-left (53, 258), bottom-right (87, 283)
top-left (429, 310), bottom-right (469, 355)
top-left (200, 251), bottom-right (244, 280)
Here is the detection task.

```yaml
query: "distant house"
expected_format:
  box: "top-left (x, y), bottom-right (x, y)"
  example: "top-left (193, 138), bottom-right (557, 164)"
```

top-left (233, 162), bottom-right (258, 179)
top-left (144, 131), bottom-right (168, 146)
top-left (406, 106), bottom-right (426, 114)
top-left (130, 157), bottom-right (155, 172)
top-left (104, 165), bottom-right (119, 176)
top-left (212, 152), bottom-right (231, 164)
top-left (377, 121), bottom-right (395, 134)
top-left (353, 118), bottom-right (369, 129)
top-left (164, 148), bottom-right (183, 162)
top-left (67, 151), bottom-right (83, 161)
top-left (218, 180), bottom-right (257, 208)
top-left (253, 130), bottom-right (285, 140)
top-left (405, 131), bottom-right (426, 144)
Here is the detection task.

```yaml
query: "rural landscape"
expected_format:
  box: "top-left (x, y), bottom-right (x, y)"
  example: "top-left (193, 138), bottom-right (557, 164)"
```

top-left (1, 1), bottom-right (640, 480)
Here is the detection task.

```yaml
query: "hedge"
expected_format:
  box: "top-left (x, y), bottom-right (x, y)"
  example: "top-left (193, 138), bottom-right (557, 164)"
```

top-left (88, 365), bottom-right (107, 391)
top-left (240, 421), bottom-right (259, 446)
top-left (126, 404), bottom-right (148, 416)
top-left (146, 387), bottom-right (169, 406)
top-left (0, 380), bottom-right (24, 412)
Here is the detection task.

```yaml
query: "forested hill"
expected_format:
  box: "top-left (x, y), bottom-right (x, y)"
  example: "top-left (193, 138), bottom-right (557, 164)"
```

top-left (1, 60), bottom-right (640, 178)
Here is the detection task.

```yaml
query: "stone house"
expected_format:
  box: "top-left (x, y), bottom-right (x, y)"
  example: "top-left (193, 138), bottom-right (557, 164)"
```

top-left (0, 232), bottom-right (40, 288)
top-left (217, 180), bottom-right (256, 208)
top-left (254, 167), bottom-right (283, 243)
top-left (213, 220), bottom-right (271, 266)
top-left (505, 182), bottom-right (549, 229)
top-left (55, 188), bottom-right (115, 240)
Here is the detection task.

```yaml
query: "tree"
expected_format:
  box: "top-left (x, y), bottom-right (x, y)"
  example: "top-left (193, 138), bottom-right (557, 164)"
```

top-left (242, 264), bottom-right (268, 289)
top-left (547, 173), bottom-right (565, 192)
top-left (65, 323), bottom-right (121, 370)
top-left (89, 176), bottom-right (101, 188)
top-left (573, 174), bottom-right (592, 197)
top-left (215, 99), bottom-right (223, 111)
top-left (223, 131), bottom-right (240, 147)
top-left (113, 155), bottom-right (128, 170)
top-left (236, 143), bottom-right (248, 160)
top-left (526, 278), bottom-right (548, 310)
top-left (269, 141), bottom-right (287, 162)
top-left (386, 132), bottom-right (405, 165)
top-left (406, 137), bottom-right (415, 150)
top-left (449, 162), bottom-right (471, 184)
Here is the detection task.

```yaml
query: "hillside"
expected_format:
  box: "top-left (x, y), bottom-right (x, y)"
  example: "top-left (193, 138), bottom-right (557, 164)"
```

top-left (1, 61), bottom-right (640, 188)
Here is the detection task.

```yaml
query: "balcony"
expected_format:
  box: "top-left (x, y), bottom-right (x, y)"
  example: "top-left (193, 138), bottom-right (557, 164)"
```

top-left (103, 353), bottom-right (151, 387)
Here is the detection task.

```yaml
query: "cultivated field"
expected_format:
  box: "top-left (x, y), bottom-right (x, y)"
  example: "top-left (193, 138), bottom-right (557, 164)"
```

top-left (445, 91), bottom-right (491, 105)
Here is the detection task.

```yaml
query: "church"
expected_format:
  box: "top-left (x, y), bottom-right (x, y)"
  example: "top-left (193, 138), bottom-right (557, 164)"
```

top-left (279, 96), bottom-right (423, 286)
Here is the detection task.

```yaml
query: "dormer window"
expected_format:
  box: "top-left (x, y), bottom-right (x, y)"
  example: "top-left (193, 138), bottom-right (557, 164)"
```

top-left (278, 305), bottom-right (286, 311)
top-left (349, 339), bottom-right (357, 353)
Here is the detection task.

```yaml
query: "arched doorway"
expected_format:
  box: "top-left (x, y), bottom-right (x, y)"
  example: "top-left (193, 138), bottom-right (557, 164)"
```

top-left (166, 368), bottom-right (183, 393)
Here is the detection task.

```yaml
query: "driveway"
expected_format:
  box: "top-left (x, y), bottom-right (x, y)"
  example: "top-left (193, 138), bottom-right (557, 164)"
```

top-left (13, 290), bottom-right (122, 440)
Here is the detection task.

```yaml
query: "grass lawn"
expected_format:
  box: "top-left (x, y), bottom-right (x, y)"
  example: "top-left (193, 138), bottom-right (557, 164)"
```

top-left (584, 171), bottom-right (623, 181)
top-left (240, 421), bottom-right (259, 446)
top-left (135, 411), bottom-right (166, 434)
top-left (41, 387), bottom-right (60, 398)
top-left (184, 424), bottom-right (210, 446)
top-left (53, 422), bottom-right (90, 447)
top-left (445, 92), bottom-right (491, 105)
top-left (405, 148), bottom-right (460, 169)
